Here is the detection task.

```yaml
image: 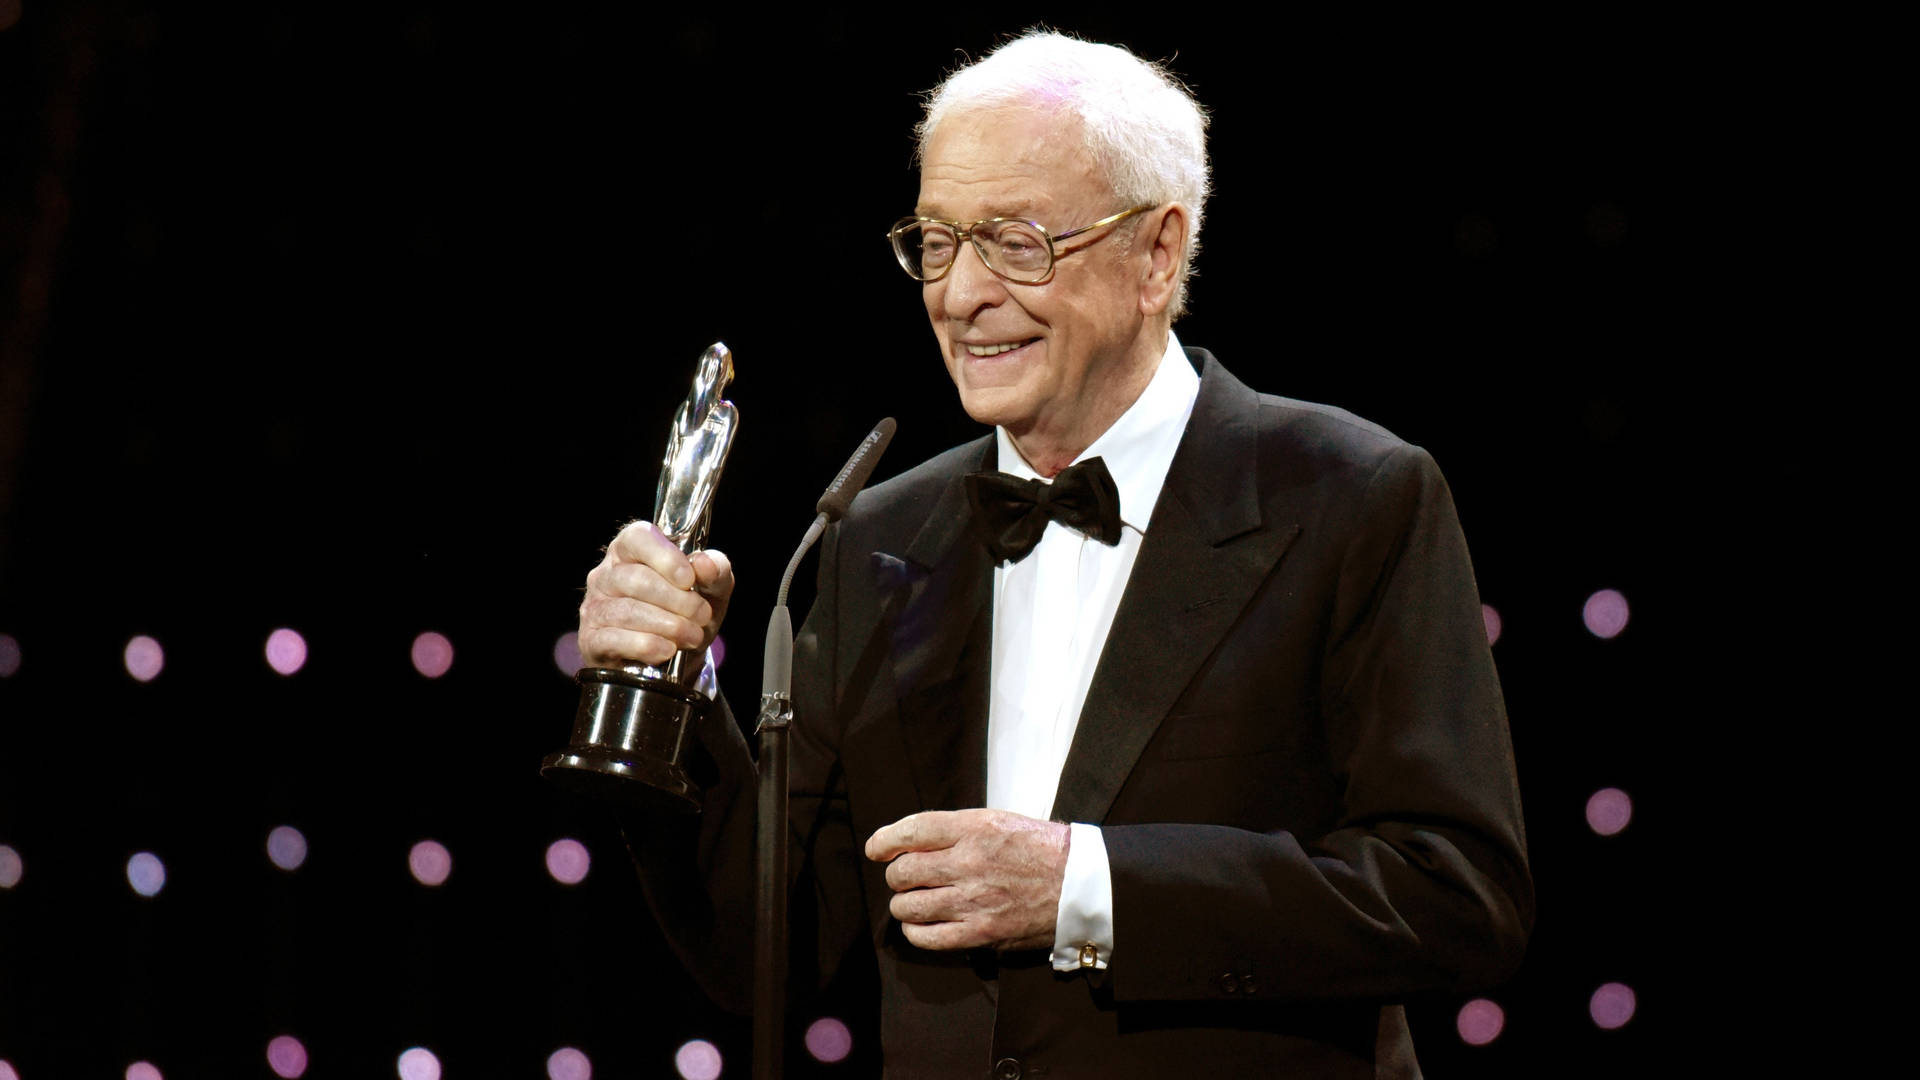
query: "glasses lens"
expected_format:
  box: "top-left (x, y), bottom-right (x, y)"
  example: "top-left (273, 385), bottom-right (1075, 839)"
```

top-left (976, 220), bottom-right (1052, 282)
top-left (894, 221), bottom-right (959, 280)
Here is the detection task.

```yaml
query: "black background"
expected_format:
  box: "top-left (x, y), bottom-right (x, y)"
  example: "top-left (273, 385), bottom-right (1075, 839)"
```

top-left (2, 3), bottom-right (1759, 1076)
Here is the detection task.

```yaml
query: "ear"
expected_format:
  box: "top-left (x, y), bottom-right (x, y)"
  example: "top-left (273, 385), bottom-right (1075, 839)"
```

top-left (1137, 204), bottom-right (1189, 318)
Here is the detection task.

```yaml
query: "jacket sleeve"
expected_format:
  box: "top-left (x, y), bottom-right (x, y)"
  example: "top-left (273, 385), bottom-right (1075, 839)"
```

top-left (1100, 443), bottom-right (1533, 1004)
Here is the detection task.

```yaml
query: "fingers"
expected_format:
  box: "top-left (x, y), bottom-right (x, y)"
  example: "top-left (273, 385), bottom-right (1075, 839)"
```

top-left (578, 521), bottom-right (734, 668)
top-left (865, 811), bottom-right (960, 863)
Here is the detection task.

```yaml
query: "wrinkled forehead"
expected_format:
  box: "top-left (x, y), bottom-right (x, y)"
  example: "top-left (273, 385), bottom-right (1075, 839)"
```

top-left (915, 105), bottom-right (1109, 223)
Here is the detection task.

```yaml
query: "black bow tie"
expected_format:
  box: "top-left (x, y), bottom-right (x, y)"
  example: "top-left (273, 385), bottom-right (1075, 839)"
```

top-left (965, 456), bottom-right (1124, 564)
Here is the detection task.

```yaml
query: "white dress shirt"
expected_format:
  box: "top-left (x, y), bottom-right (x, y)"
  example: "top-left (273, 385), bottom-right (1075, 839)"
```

top-left (985, 331), bottom-right (1201, 972)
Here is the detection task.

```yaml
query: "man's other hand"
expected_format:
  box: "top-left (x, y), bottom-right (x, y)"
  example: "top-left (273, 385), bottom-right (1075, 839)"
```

top-left (865, 809), bottom-right (1069, 952)
top-left (578, 520), bottom-right (734, 667)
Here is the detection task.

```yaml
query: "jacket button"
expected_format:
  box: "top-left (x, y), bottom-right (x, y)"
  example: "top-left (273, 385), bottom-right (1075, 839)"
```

top-left (1240, 973), bottom-right (1259, 994)
top-left (993, 1057), bottom-right (1023, 1080)
top-left (1218, 972), bottom-right (1240, 994)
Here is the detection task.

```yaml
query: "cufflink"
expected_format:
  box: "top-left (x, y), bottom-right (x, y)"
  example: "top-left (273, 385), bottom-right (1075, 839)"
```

top-left (1078, 942), bottom-right (1100, 969)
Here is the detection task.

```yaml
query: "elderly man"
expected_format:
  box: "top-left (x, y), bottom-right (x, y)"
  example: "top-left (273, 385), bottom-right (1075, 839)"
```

top-left (580, 31), bottom-right (1531, 1078)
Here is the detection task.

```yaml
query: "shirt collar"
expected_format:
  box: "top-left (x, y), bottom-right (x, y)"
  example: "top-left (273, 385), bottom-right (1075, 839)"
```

top-left (993, 330), bottom-right (1201, 533)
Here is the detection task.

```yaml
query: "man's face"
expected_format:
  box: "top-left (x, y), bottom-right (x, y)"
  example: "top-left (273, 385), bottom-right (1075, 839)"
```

top-left (916, 107), bottom-right (1158, 456)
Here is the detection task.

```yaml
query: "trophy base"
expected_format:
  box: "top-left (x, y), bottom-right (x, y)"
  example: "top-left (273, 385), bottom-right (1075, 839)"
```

top-left (540, 667), bottom-right (706, 814)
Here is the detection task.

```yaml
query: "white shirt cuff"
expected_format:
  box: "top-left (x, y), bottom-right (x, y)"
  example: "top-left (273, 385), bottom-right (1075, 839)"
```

top-left (1050, 822), bottom-right (1114, 972)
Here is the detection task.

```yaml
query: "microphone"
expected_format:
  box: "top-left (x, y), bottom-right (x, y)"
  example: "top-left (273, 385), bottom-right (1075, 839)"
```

top-left (754, 418), bottom-right (897, 1080)
top-left (816, 417), bottom-right (898, 522)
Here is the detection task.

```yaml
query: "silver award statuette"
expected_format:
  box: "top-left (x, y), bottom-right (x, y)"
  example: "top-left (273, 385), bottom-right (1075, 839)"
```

top-left (541, 342), bottom-right (739, 812)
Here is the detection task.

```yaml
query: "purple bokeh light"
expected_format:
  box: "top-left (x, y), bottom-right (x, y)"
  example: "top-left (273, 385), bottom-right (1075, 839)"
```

top-left (266, 1036), bottom-right (309, 1079)
top-left (805, 1017), bottom-right (853, 1064)
top-left (546, 1047), bottom-right (592, 1080)
top-left (409, 840), bottom-right (452, 887)
top-left (0, 632), bottom-right (20, 677)
top-left (396, 1047), bottom-right (441, 1080)
top-left (126, 1062), bottom-right (163, 1080)
top-left (411, 632), bottom-right (454, 679)
top-left (127, 852), bottom-right (166, 897)
top-left (124, 635), bottom-right (164, 682)
top-left (267, 826), bottom-right (309, 871)
top-left (1590, 982), bottom-right (1636, 1029)
top-left (1481, 604), bottom-right (1502, 645)
top-left (0, 844), bottom-right (21, 889)
top-left (554, 631), bottom-right (582, 676)
top-left (1583, 589), bottom-right (1630, 639)
top-left (546, 838), bottom-right (590, 886)
top-left (1455, 998), bottom-right (1505, 1045)
top-left (675, 1040), bottom-right (723, 1080)
top-left (1586, 788), bottom-right (1633, 837)
top-left (266, 628), bottom-right (308, 675)
top-left (0, 1058), bottom-right (17, 1080)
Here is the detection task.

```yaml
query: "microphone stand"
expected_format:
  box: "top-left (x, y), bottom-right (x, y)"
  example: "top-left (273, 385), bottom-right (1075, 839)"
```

top-left (752, 420), bottom-right (895, 1080)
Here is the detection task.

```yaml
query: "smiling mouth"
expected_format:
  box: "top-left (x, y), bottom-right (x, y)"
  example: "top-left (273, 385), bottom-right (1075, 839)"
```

top-left (964, 339), bottom-right (1038, 357)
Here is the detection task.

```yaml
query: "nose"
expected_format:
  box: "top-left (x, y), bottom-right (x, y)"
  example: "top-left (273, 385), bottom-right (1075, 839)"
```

top-left (935, 234), bottom-right (1006, 322)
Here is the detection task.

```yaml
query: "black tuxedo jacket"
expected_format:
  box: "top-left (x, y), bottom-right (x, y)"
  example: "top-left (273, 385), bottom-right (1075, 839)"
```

top-left (637, 350), bottom-right (1532, 1079)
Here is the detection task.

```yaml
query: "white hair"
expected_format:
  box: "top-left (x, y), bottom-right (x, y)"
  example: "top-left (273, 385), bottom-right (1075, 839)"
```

top-left (916, 30), bottom-right (1211, 318)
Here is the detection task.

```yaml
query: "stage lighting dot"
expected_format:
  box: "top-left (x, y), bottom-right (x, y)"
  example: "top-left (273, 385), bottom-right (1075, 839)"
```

top-left (546, 838), bottom-right (590, 886)
top-left (1586, 787), bottom-right (1633, 836)
top-left (267, 1035), bottom-right (309, 1078)
top-left (267, 826), bottom-right (309, 871)
top-left (1583, 589), bottom-right (1629, 639)
top-left (266, 628), bottom-right (308, 675)
top-left (411, 632), bottom-right (454, 678)
top-left (546, 1047), bottom-right (592, 1080)
top-left (554, 632), bottom-right (582, 676)
top-left (127, 852), bottom-right (167, 897)
top-left (0, 633), bottom-right (20, 677)
top-left (126, 1062), bottom-right (163, 1080)
top-left (124, 635), bottom-right (165, 682)
top-left (0, 844), bottom-right (21, 889)
top-left (396, 1047), bottom-right (440, 1080)
top-left (1590, 982), bottom-right (1636, 1029)
top-left (0, 1059), bottom-right (17, 1080)
top-left (674, 1039), bottom-right (723, 1080)
top-left (805, 1017), bottom-right (853, 1064)
top-left (409, 840), bottom-right (452, 887)
top-left (1456, 998), bottom-right (1505, 1045)
top-left (710, 634), bottom-right (727, 670)
top-left (1481, 604), bottom-right (1502, 645)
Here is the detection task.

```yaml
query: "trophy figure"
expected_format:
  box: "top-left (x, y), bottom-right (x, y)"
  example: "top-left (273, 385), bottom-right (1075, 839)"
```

top-left (541, 343), bottom-right (739, 812)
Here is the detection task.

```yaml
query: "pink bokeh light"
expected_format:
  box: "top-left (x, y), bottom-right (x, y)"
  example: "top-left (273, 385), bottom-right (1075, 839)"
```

top-left (1481, 604), bottom-right (1502, 645)
top-left (1455, 998), bottom-right (1505, 1045)
top-left (553, 631), bottom-right (582, 676)
top-left (546, 838), bottom-right (590, 885)
top-left (675, 1040), bottom-right (723, 1080)
top-left (127, 852), bottom-right (166, 897)
top-left (546, 1047), bottom-right (592, 1080)
top-left (266, 1036), bottom-right (309, 1079)
top-left (126, 1063), bottom-right (163, 1080)
top-left (1583, 589), bottom-right (1630, 639)
top-left (0, 632), bottom-right (20, 677)
top-left (396, 1047), bottom-right (441, 1080)
top-left (0, 1059), bottom-right (17, 1080)
top-left (1586, 788), bottom-right (1633, 837)
top-left (409, 840), bottom-right (452, 887)
top-left (265, 628), bottom-right (308, 675)
top-left (1590, 982), bottom-right (1636, 1029)
top-left (267, 826), bottom-right (309, 871)
top-left (411, 632), bottom-right (454, 678)
top-left (805, 1017), bottom-right (853, 1064)
top-left (0, 844), bottom-right (21, 889)
top-left (124, 635), bottom-right (164, 682)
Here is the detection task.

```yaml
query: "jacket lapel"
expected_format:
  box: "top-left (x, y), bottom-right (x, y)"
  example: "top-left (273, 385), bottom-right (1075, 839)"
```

top-left (875, 438), bottom-right (995, 813)
top-left (1051, 353), bottom-right (1301, 824)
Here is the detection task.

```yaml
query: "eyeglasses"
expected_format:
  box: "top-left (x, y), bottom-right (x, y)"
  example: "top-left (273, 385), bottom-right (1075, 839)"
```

top-left (887, 204), bottom-right (1156, 284)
